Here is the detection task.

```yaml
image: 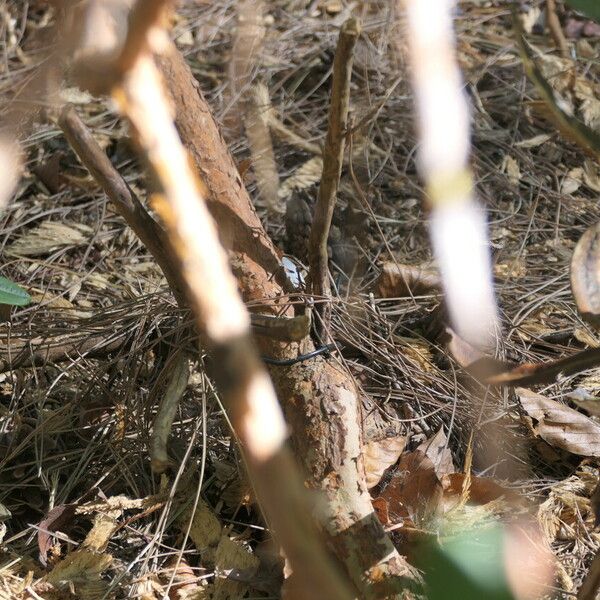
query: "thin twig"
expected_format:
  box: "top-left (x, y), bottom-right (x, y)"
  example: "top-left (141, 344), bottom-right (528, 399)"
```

top-left (546, 0), bottom-right (569, 59)
top-left (400, 0), bottom-right (499, 351)
top-left (58, 104), bottom-right (186, 306)
top-left (308, 17), bottom-right (360, 343)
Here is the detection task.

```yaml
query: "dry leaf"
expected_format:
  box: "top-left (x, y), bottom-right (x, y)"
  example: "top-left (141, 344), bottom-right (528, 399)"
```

top-left (183, 499), bottom-right (222, 551)
top-left (517, 387), bottom-right (600, 457)
top-left (494, 259), bottom-right (526, 280)
top-left (7, 221), bottom-right (92, 257)
top-left (363, 436), bottom-right (407, 489)
top-left (417, 427), bottom-right (455, 478)
top-left (375, 262), bottom-right (440, 298)
top-left (561, 167), bottom-right (583, 195)
top-left (213, 536), bottom-right (259, 600)
top-left (514, 133), bottom-right (552, 148)
top-left (501, 155), bottom-right (521, 185)
top-left (441, 473), bottom-right (527, 512)
top-left (375, 449), bottom-right (443, 526)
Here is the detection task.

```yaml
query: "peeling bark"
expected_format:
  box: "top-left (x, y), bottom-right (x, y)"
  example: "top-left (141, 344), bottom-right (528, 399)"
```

top-left (156, 49), bottom-right (287, 309)
top-left (156, 43), bottom-right (420, 597)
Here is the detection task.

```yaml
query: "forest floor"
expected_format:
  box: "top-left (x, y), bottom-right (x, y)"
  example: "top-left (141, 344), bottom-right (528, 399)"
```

top-left (1, 0), bottom-right (600, 598)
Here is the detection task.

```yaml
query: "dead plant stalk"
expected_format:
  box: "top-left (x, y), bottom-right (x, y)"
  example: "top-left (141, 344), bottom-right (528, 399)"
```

top-left (309, 17), bottom-right (360, 343)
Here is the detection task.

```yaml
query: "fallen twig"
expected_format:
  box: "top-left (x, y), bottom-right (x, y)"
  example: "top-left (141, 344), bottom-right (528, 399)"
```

top-left (447, 327), bottom-right (600, 386)
top-left (546, 0), bottom-right (569, 59)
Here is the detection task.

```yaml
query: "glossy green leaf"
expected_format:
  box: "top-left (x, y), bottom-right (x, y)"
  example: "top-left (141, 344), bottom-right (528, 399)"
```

top-left (0, 276), bottom-right (31, 306)
top-left (565, 0), bottom-right (600, 23)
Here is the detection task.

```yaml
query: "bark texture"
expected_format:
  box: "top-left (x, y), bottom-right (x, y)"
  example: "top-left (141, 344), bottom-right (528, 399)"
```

top-left (157, 43), bottom-right (419, 597)
top-left (156, 49), bottom-right (288, 309)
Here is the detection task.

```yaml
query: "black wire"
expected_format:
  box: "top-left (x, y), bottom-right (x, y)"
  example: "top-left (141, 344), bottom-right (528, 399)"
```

top-left (261, 343), bottom-right (338, 366)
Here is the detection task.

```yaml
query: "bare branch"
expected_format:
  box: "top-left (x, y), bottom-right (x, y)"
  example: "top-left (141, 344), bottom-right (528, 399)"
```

top-left (400, 0), bottom-right (499, 351)
top-left (308, 17), bottom-right (360, 343)
top-left (58, 104), bottom-right (186, 306)
top-left (546, 0), bottom-right (568, 59)
top-left (156, 38), bottom-right (420, 599)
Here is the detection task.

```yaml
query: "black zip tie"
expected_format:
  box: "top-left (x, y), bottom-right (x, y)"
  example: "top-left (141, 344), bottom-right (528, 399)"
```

top-left (261, 343), bottom-right (338, 366)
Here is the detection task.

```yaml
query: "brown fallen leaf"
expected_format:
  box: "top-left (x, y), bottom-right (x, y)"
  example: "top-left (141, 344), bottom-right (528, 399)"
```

top-left (571, 222), bottom-right (600, 328)
top-left (37, 503), bottom-right (78, 566)
top-left (417, 427), bottom-right (455, 478)
top-left (375, 262), bottom-right (441, 298)
top-left (375, 449), bottom-right (443, 526)
top-left (517, 387), bottom-right (600, 457)
top-left (441, 473), bottom-right (528, 512)
top-left (363, 435), bottom-right (407, 489)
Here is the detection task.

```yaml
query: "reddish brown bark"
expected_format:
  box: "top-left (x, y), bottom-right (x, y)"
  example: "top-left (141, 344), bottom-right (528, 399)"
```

top-left (156, 50), bottom-right (288, 310)
top-left (157, 43), bottom-right (419, 598)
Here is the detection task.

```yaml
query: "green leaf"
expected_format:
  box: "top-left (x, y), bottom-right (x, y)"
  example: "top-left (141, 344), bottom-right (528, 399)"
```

top-left (0, 276), bottom-right (31, 306)
top-left (419, 525), bottom-right (515, 600)
top-left (565, 0), bottom-right (600, 23)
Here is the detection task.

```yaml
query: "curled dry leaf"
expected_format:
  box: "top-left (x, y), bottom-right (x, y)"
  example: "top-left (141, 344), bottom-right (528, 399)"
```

top-left (375, 262), bottom-right (441, 298)
top-left (363, 435), bottom-right (407, 489)
top-left (571, 221), bottom-right (600, 328)
top-left (517, 387), bottom-right (600, 457)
